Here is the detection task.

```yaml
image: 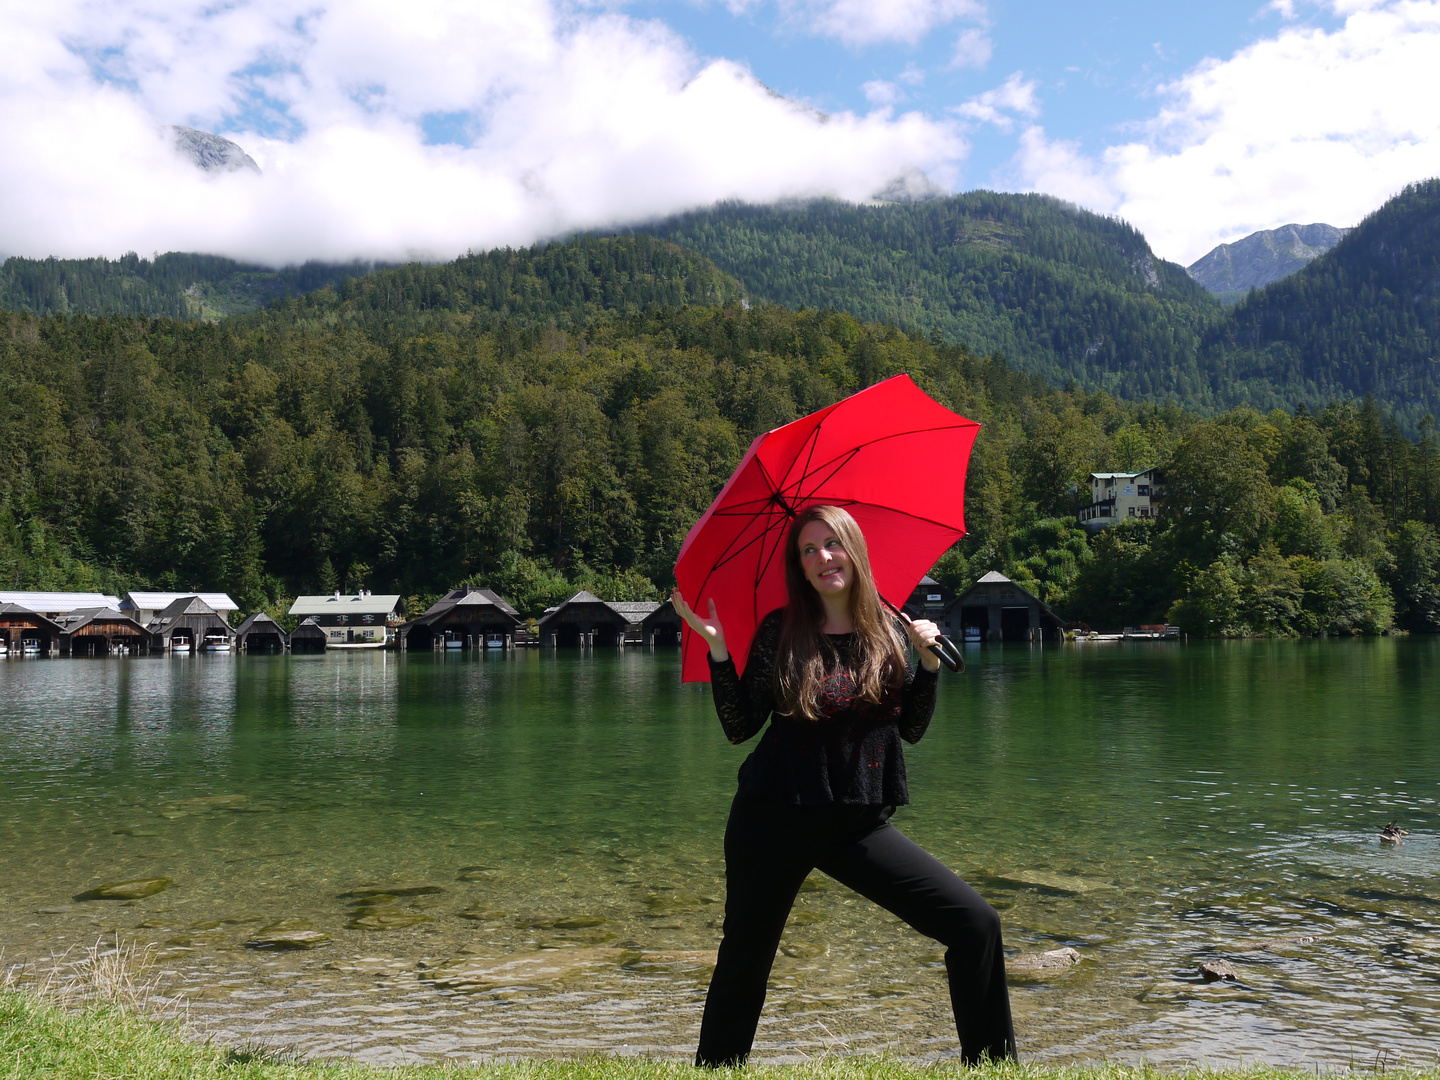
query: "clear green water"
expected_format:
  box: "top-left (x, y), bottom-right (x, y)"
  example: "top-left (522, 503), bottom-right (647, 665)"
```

top-left (1, 641), bottom-right (1438, 1067)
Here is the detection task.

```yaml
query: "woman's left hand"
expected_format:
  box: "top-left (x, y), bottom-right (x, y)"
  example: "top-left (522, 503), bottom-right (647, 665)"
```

top-left (904, 617), bottom-right (943, 672)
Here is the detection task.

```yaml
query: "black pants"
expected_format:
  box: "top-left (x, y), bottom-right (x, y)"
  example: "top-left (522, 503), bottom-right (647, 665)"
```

top-left (696, 799), bottom-right (1016, 1067)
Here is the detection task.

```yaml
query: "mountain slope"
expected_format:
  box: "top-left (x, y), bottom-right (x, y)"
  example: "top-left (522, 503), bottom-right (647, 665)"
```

top-left (1187, 223), bottom-right (1347, 299)
top-left (0, 252), bottom-right (373, 320)
top-left (637, 192), bottom-right (1225, 401)
top-left (1199, 180), bottom-right (1440, 428)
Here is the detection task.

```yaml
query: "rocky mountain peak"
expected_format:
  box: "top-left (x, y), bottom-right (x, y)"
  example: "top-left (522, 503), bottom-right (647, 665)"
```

top-left (1187, 222), bottom-right (1347, 295)
top-left (172, 126), bottom-right (261, 174)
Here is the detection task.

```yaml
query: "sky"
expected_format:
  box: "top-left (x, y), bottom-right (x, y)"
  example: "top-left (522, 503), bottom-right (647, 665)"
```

top-left (2, 0), bottom-right (1439, 267)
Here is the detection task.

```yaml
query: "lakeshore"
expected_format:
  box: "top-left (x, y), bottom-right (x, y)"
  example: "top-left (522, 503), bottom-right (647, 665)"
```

top-left (1, 641), bottom-right (1437, 1069)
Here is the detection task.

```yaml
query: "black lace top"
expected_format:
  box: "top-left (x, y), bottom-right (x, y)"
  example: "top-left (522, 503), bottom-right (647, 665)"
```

top-left (707, 609), bottom-right (940, 806)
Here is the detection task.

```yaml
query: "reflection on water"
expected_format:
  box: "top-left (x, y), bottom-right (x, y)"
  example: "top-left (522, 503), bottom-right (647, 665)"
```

top-left (1, 640), bottom-right (1437, 1067)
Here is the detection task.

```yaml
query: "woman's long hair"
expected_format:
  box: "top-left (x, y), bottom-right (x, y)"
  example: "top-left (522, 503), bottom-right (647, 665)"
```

top-left (776, 505), bottom-right (908, 719)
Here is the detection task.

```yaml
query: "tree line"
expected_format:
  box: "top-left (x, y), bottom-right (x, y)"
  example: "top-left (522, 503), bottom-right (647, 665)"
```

top-left (2, 272), bottom-right (1437, 634)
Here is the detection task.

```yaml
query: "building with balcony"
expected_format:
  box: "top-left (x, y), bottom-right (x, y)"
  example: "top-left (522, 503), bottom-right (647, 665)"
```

top-left (1079, 468), bottom-right (1163, 531)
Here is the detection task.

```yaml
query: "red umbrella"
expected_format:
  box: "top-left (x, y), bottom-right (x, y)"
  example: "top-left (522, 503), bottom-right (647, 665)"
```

top-left (674, 373), bottom-right (980, 682)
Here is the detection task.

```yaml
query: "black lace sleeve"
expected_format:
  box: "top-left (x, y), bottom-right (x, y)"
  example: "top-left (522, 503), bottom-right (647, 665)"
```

top-left (898, 662), bottom-right (940, 744)
top-left (707, 611), bottom-right (782, 745)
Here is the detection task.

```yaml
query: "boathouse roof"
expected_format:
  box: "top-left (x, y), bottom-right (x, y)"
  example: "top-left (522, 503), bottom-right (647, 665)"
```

top-left (290, 592), bottom-right (402, 617)
top-left (122, 591), bottom-right (237, 614)
top-left (0, 591), bottom-right (121, 614)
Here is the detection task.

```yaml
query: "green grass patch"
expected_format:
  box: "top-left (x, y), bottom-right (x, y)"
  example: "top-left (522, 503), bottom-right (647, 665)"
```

top-left (1, 989), bottom-right (1432, 1080)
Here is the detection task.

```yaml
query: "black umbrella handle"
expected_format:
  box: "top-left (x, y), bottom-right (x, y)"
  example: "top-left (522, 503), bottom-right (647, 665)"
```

top-left (883, 598), bottom-right (964, 673)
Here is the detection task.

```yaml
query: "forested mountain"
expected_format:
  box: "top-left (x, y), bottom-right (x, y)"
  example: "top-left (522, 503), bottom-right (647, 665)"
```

top-left (637, 193), bottom-right (1225, 402)
top-left (1199, 180), bottom-right (1440, 430)
top-left (1187, 223), bottom-right (1346, 300)
top-left (3, 238), bottom-right (1438, 637)
top-left (0, 252), bottom-right (373, 320)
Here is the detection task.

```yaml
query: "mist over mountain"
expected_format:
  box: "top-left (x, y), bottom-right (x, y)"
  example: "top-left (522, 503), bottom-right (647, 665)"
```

top-left (1187, 223), bottom-right (1348, 300)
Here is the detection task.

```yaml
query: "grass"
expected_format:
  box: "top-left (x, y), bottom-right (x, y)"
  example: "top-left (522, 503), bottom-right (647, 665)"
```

top-left (2, 942), bottom-right (1436, 1080)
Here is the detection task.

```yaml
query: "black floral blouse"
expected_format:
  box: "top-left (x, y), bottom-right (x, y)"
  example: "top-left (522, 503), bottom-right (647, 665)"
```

top-left (707, 609), bottom-right (940, 806)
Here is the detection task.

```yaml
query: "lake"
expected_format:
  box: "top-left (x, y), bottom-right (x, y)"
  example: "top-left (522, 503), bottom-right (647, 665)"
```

top-left (1, 640), bottom-right (1437, 1067)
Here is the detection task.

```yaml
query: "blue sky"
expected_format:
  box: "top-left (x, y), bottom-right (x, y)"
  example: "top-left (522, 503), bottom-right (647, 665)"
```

top-left (648, 0), bottom-right (1347, 190)
top-left (2, 0), bottom-right (1435, 265)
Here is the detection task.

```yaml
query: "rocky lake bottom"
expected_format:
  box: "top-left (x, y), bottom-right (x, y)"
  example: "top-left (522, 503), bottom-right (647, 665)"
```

top-left (2, 643), bottom-right (1438, 1067)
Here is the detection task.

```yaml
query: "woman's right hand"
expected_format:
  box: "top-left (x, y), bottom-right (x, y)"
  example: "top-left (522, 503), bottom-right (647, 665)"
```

top-left (671, 589), bottom-right (729, 662)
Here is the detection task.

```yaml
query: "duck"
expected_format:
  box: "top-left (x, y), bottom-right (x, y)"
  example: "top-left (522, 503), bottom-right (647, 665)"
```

top-left (1379, 821), bottom-right (1408, 844)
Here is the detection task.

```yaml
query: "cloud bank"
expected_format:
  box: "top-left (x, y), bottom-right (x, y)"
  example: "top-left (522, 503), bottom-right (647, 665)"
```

top-left (0, 0), bottom-right (964, 265)
top-left (1007, 0), bottom-right (1440, 263)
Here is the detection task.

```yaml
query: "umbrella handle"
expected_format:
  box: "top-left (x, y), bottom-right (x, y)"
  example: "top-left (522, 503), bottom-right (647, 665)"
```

top-left (882, 598), bottom-right (964, 674)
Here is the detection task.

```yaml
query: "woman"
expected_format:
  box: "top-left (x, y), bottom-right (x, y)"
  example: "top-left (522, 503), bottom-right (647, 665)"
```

top-left (672, 504), bottom-right (1016, 1068)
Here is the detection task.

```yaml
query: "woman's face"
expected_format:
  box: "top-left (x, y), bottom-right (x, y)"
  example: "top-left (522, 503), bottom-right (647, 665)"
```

top-left (797, 519), bottom-right (852, 602)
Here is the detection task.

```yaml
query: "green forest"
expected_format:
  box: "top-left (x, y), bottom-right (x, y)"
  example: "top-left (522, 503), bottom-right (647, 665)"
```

top-left (2, 233), bottom-right (1438, 636)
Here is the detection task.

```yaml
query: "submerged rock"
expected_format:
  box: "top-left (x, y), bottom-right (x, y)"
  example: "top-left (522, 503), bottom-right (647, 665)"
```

top-left (1007, 947), bottom-right (1082, 973)
top-left (1232, 933), bottom-right (1320, 951)
top-left (347, 908), bottom-right (434, 930)
top-left (993, 870), bottom-right (1113, 895)
top-left (421, 947), bottom-right (634, 992)
top-left (1198, 959), bottom-right (1239, 982)
top-left (457, 906), bottom-right (507, 921)
top-left (36, 906), bottom-right (73, 915)
top-left (789, 912), bottom-right (827, 926)
top-left (625, 950), bottom-right (718, 968)
top-left (246, 919), bottom-right (331, 949)
top-left (643, 893), bottom-right (716, 916)
top-left (343, 883), bottom-right (444, 898)
top-left (456, 866), bottom-right (502, 881)
top-left (780, 941), bottom-right (827, 960)
top-left (515, 915), bottom-right (607, 930)
top-left (77, 878), bottom-right (173, 900)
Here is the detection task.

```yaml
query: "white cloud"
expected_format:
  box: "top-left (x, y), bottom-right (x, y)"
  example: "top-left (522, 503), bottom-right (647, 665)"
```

top-left (1007, 0), bottom-right (1440, 263)
top-left (949, 27), bottom-right (993, 69)
top-left (0, 0), bottom-right (966, 264)
top-left (738, 0), bottom-right (985, 47)
top-left (863, 79), bottom-right (905, 106)
top-left (953, 72), bottom-right (1039, 131)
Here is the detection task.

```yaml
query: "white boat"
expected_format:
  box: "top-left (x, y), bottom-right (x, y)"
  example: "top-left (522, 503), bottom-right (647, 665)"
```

top-left (963, 626), bottom-right (982, 642)
top-left (444, 631), bottom-right (464, 649)
top-left (171, 639), bottom-right (191, 654)
top-left (0, 641), bottom-right (8, 656)
top-left (485, 634), bottom-right (505, 649)
top-left (21, 638), bottom-right (40, 654)
top-left (202, 633), bottom-right (231, 652)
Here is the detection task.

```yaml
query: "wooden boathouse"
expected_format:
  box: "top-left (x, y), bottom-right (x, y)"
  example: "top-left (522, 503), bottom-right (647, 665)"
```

top-left (950, 571), bottom-right (1063, 643)
top-left (54, 608), bottom-right (153, 656)
top-left (904, 574), bottom-right (957, 634)
top-left (122, 591), bottom-right (238, 626)
top-left (536, 591), bottom-right (631, 646)
top-left (235, 613), bottom-right (289, 652)
top-left (640, 600), bottom-right (683, 646)
top-left (290, 618), bottom-right (328, 653)
top-left (0, 603), bottom-right (64, 656)
top-left (401, 587), bottom-right (522, 650)
top-left (146, 596), bottom-right (236, 652)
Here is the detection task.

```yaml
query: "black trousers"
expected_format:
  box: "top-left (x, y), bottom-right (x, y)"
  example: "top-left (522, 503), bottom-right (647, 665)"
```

top-left (696, 799), bottom-right (1016, 1067)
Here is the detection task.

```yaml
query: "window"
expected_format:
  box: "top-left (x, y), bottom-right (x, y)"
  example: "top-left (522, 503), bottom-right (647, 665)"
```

top-left (363, 614), bottom-right (375, 624)
top-left (338, 614), bottom-right (348, 624)
top-left (1138, 485), bottom-right (1151, 496)
top-left (1128, 506), bottom-right (1136, 517)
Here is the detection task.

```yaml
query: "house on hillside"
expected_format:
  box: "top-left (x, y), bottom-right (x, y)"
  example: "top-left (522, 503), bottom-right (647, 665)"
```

top-left (904, 575), bottom-right (956, 633)
top-left (949, 571), bottom-right (1063, 643)
top-left (400, 587), bottom-right (523, 650)
top-left (288, 591), bottom-right (403, 648)
top-left (1079, 468), bottom-right (1163, 531)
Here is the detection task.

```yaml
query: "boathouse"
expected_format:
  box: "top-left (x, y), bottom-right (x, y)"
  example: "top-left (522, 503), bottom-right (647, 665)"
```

top-left (607, 601), bottom-right (662, 644)
top-left (0, 603), bottom-right (64, 656)
top-left (640, 600), bottom-right (683, 646)
top-left (235, 613), bottom-right (289, 652)
top-left (288, 592), bottom-right (402, 648)
top-left (147, 596), bottom-right (235, 652)
top-left (122, 591), bottom-right (238, 625)
top-left (949, 571), bottom-right (1063, 643)
top-left (290, 617), bottom-right (328, 653)
top-left (0, 592), bottom-right (121, 618)
top-left (54, 608), bottom-right (153, 656)
top-left (904, 575), bottom-right (957, 632)
top-left (401, 587), bottom-right (523, 650)
top-left (536, 591), bottom-right (631, 646)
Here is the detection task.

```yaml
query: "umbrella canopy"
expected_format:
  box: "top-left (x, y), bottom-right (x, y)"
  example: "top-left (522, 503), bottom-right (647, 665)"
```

top-left (675, 373), bottom-right (980, 682)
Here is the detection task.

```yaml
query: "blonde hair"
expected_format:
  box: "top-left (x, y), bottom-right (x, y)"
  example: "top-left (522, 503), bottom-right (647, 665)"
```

top-left (776, 505), bottom-right (908, 720)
